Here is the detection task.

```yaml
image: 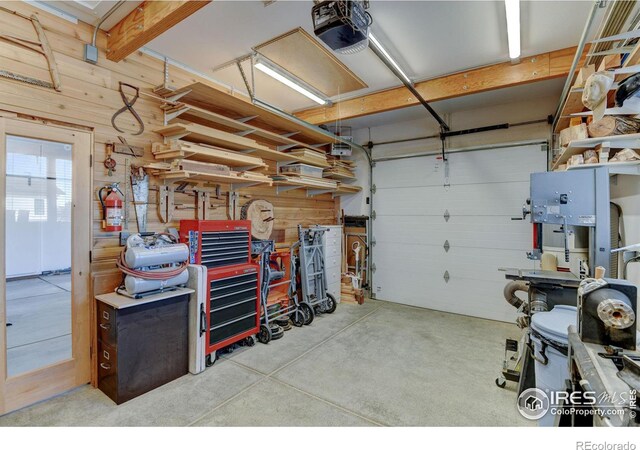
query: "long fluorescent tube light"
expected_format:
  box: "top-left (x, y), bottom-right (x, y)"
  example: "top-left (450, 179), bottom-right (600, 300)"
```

top-left (368, 33), bottom-right (412, 85)
top-left (254, 60), bottom-right (328, 105)
top-left (505, 0), bottom-right (521, 59)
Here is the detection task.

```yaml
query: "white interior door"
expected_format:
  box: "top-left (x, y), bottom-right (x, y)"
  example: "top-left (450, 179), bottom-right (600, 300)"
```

top-left (371, 143), bottom-right (547, 322)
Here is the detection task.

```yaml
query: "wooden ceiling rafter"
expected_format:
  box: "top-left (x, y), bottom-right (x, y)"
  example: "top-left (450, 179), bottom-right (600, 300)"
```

top-left (294, 46), bottom-right (582, 125)
top-left (106, 0), bottom-right (211, 62)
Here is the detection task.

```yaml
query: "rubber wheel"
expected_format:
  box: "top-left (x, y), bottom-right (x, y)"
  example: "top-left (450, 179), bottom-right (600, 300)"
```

top-left (300, 302), bottom-right (314, 325)
top-left (244, 335), bottom-right (256, 347)
top-left (495, 377), bottom-right (506, 389)
top-left (257, 324), bottom-right (272, 344)
top-left (206, 353), bottom-right (217, 367)
top-left (325, 293), bottom-right (337, 314)
top-left (271, 325), bottom-right (285, 340)
top-left (291, 309), bottom-right (305, 327)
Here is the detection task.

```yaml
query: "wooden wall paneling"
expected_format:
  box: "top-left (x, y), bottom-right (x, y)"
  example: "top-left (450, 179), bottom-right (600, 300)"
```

top-left (0, 2), bottom-right (339, 297)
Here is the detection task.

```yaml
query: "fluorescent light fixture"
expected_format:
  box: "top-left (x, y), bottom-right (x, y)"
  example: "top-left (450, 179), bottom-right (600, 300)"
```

top-left (254, 59), bottom-right (328, 105)
top-left (505, 0), bottom-right (521, 59)
top-left (368, 33), bottom-right (412, 85)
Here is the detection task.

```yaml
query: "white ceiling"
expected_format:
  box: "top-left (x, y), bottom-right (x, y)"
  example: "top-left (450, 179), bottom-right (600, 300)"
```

top-left (146, 1), bottom-right (601, 115)
top-left (38, 1), bottom-right (142, 29)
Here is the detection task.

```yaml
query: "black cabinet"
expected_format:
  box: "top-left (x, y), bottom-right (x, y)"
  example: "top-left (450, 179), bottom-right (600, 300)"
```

top-left (96, 290), bottom-right (190, 404)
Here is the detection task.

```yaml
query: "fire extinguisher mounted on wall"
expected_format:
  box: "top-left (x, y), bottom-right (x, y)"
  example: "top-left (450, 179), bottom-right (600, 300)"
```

top-left (98, 182), bottom-right (124, 232)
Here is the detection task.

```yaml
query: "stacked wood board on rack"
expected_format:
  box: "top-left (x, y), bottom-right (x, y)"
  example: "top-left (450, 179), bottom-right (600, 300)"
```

top-left (324, 158), bottom-right (357, 180)
top-left (285, 148), bottom-right (330, 167)
top-left (154, 81), bottom-right (365, 196)
top-left (271, 173), bottom-right (338, 190)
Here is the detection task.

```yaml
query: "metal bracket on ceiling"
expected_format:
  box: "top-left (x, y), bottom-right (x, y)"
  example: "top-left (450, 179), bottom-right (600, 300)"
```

top-left (443, 271), bottom-right (450, 283)
top-left (371, 184), bottom-right (376, 194)
top-left (443, 240), bottom-right (450, 253)
top-left (237, 59), bottom-right (254, 101)
top-left (444, 210), bottom-right (450, 222)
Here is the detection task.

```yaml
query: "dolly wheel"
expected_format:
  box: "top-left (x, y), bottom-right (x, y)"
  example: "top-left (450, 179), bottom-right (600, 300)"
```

top-left (291, 309), bottom-right (305, 327)
top-left (300, 302), bottom-right (314, 325)
top-left (206, 353), bottom-right (217, 367)
top-left (495, 377), bottom-right (506, 389)
top-left (325, 293), bottom-right (337, 314)
top-left (257, 324), bottom-right (272, 344)
top-left (245, 335), bottom-right (256, 347)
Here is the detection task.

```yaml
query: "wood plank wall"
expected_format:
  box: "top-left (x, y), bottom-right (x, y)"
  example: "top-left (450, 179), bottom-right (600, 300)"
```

top-left (0, 2), bottom-right (338, 295)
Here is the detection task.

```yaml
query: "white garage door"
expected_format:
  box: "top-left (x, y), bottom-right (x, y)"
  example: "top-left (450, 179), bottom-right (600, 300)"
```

top-left (371, 143), bottom-right (547, 322)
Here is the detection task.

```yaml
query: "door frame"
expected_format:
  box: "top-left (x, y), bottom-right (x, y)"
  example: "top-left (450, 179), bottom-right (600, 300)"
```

top-left (0, 116), bottom-right (92, 415)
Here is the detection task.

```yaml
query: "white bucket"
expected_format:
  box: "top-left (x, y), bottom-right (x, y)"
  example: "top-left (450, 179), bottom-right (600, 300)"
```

top-left (530, 305), bottom-right (577, 427)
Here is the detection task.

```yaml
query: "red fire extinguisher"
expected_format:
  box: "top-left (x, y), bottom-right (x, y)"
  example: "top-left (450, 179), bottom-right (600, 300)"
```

top-left (98, 183), bottom-right (124, 232)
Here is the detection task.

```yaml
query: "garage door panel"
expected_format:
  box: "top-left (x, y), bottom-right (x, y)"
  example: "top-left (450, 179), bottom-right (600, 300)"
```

top-left (375, 182), bottom-right (529, 216)
top-left (374, 242), bottom-right (528, 283)
top-left (374, 216), bottom-right (531, 249)
top-left (374, 272), bottom-right (517, 323)
top-left (372, 143), bottom-right (545, 322)
top-left (373, 156), bottom-right (444, 188)
top-left (446, 144), bottom-right (546, 185)
top-left (373, 144), bottom-right (545, 188)
top-left (374, 187), bottom-right (445, 215)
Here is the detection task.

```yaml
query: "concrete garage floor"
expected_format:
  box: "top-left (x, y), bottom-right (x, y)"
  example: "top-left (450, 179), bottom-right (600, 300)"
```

top-left (0, 299), bottom-right (532, 426)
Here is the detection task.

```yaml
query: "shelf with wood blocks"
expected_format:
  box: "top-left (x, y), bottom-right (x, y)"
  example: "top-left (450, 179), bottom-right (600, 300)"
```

top-left (160, 82), bottom-right (334, 148)
top-left (154, 123), bottom-right (300, 162)
top-left (334, 184), bottom-right (362, 196)
top-left (285, 148), bottom-right (330, 168)
top-left (152, 141), bottom-right (267, 169)
top-left (551, 133), bottom-right (640, 170)
top-left (271, 173), bottom-right (337, 196)
top-left (152, 169), bottom-right (273, 188)
top-left (163, 102), bottom-right (322, 152)
top-left (323, 168), bottom-right (357, 181)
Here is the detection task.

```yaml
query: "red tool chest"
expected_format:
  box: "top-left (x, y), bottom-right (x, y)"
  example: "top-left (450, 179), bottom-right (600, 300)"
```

top-left (180, 220), bottom-right (260, 355)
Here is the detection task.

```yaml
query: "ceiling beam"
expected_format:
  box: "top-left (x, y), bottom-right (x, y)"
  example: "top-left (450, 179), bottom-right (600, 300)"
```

top-left (294, 46), bottom-right (584, 125)
top-left (106, 0), bottom-right (211, 62)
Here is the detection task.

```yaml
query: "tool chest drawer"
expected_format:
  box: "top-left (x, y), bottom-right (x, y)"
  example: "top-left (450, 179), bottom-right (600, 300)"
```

top-left (200, 230), bottom-right (250, 268)
top-left (206, 264), bottom-right (260, 353)
top-left (180, 220), bottom-right (252, 269)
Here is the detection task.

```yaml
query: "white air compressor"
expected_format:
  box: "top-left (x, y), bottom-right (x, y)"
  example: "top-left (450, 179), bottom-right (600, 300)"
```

top-left (117, 233), bottom-right (189, 297)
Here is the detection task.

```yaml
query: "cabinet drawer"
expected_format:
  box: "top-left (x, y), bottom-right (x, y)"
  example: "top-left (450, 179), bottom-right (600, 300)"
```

top-left (97, 341), bottom-right (118, 398)
top-left (327, 281), bottom-right (341, 302)
top-left (324, 245), bottom-right (340, 258)
top-left (325, 255), bottom-right (341, 269)
top-left (209, 313), bottom-right (257, 346)
top-left (210, 297), bottom-right (257, 327)
top-left (324, 237), bottom-right (340, 249)
top-left (324, 226), bottom-right (342, 239)
top-left (97, 301), bottom-right (117, 345)
top-left (326, 267), bottom-right (341, 286)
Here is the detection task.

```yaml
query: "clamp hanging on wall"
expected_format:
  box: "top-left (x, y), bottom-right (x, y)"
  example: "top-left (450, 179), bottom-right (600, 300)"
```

top-left (112, 82), bottom-right (145, 135)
